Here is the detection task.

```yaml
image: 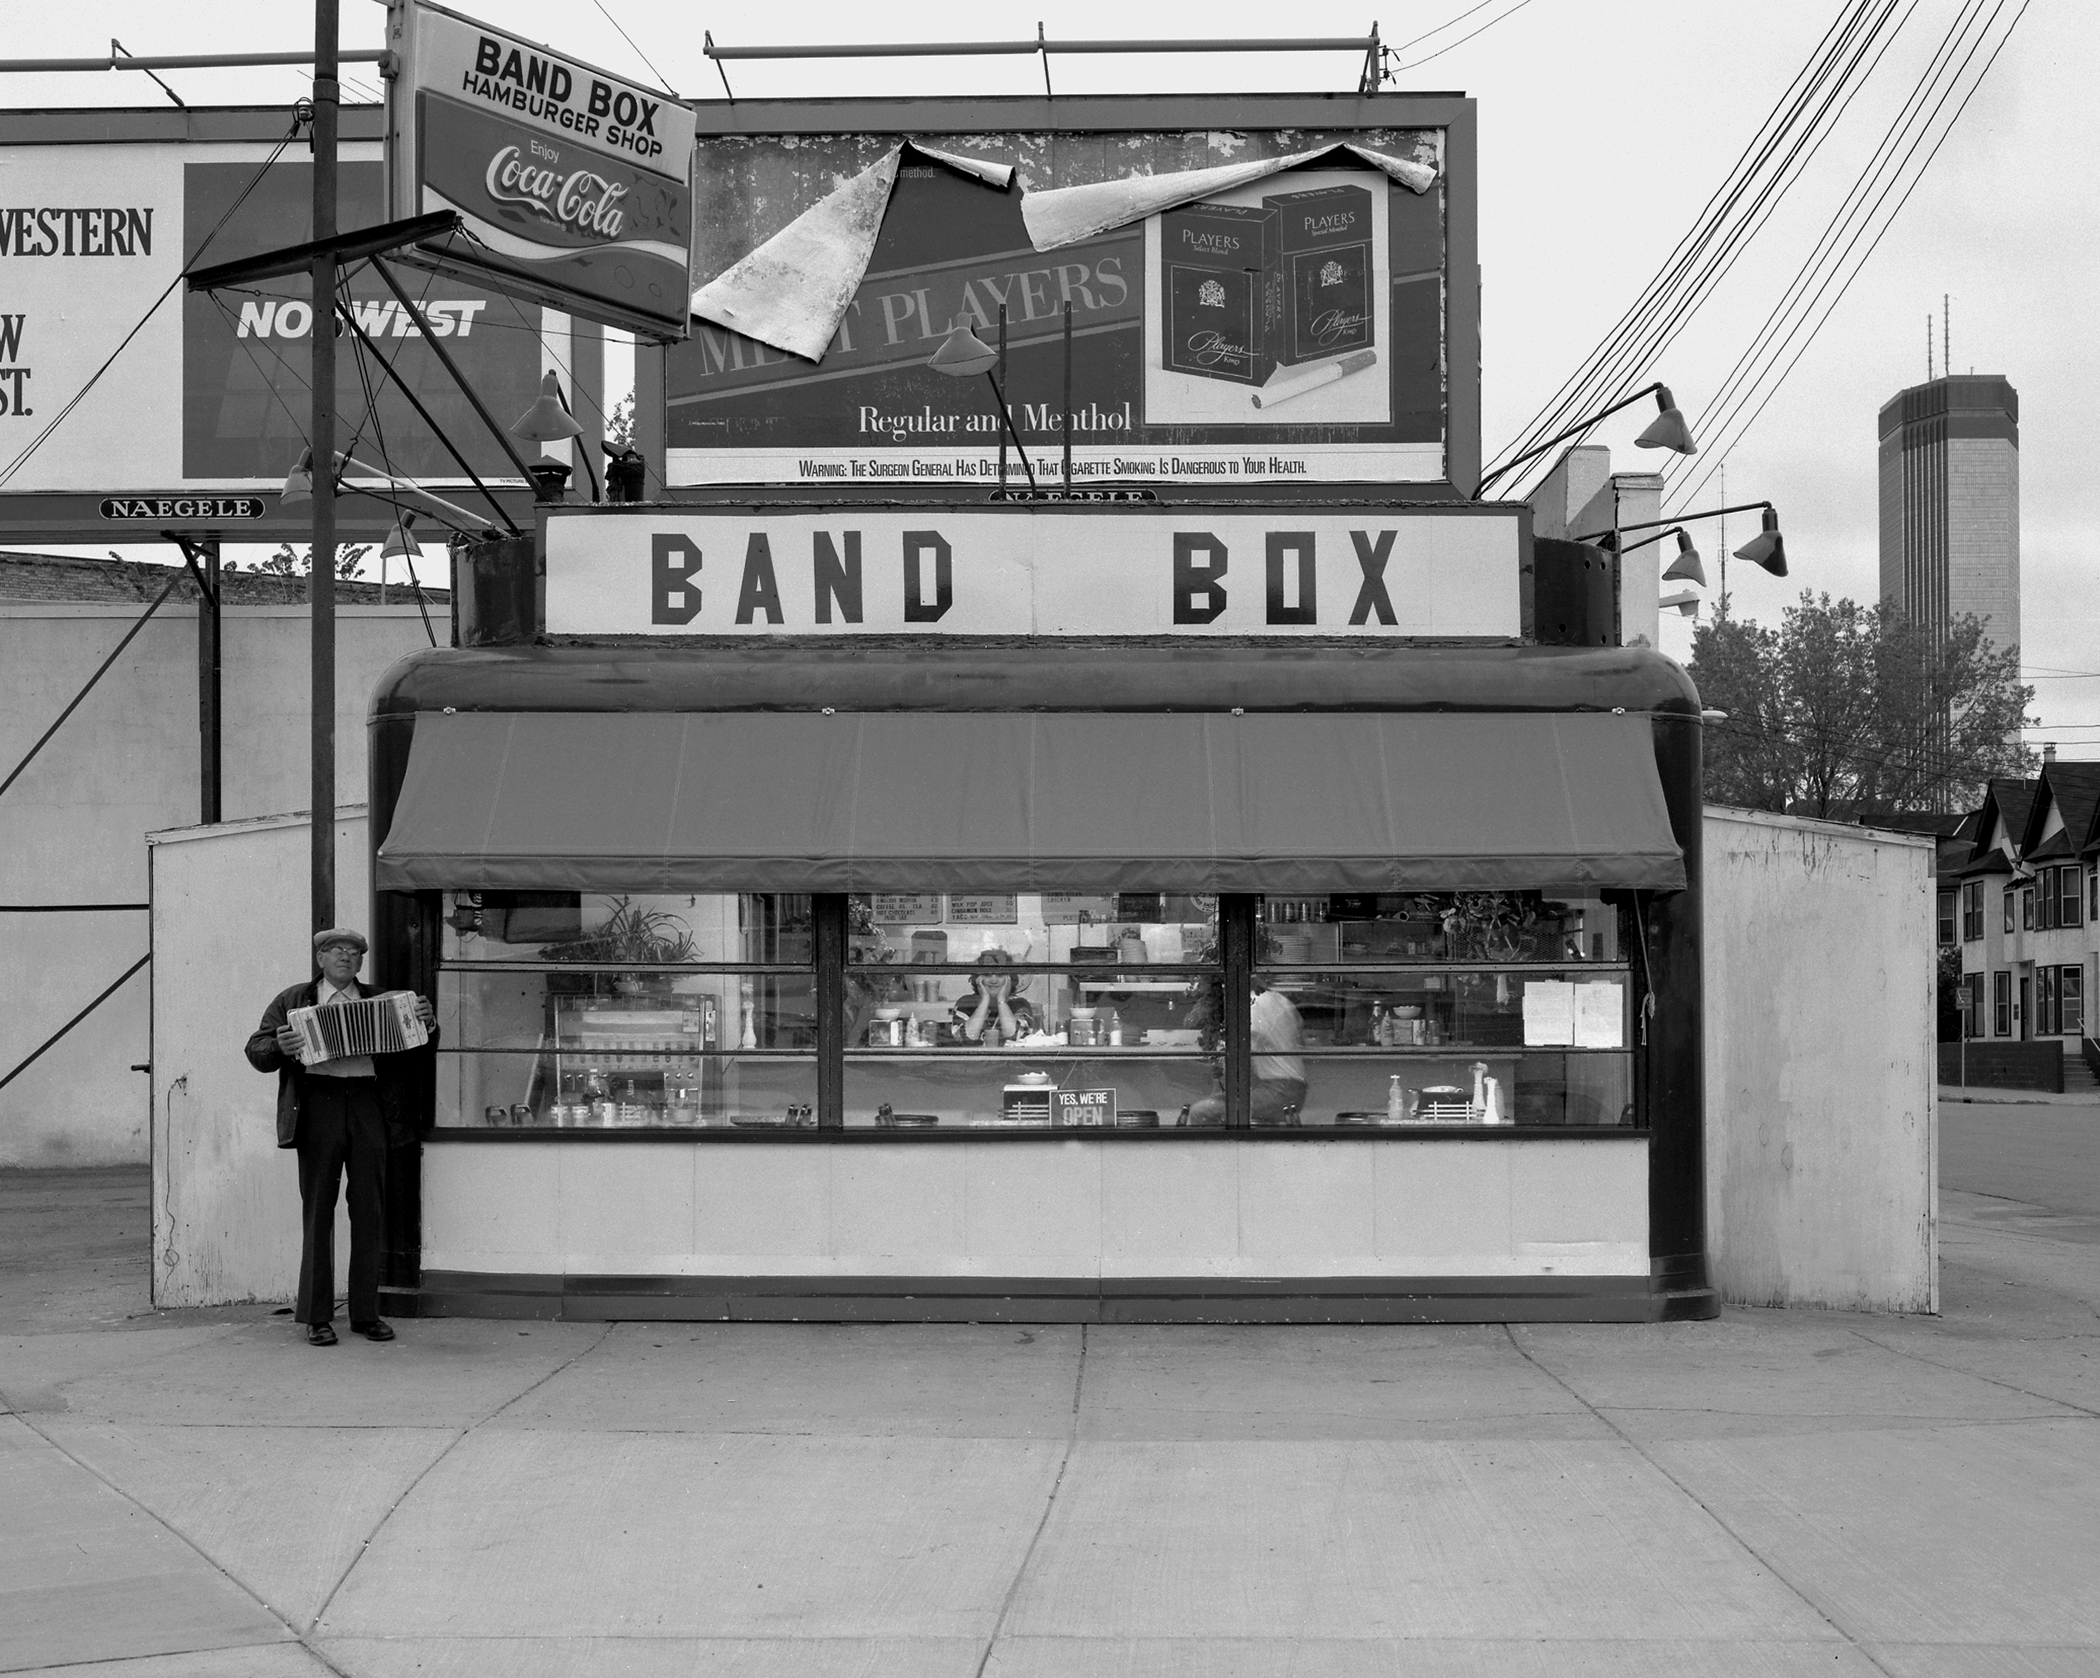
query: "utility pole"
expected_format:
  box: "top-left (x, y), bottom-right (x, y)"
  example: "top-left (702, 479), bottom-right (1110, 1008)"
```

top-left (310, 0), bottom-right (339, 936)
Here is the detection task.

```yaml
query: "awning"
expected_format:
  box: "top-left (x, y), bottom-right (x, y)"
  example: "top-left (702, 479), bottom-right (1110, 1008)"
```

top-left (375, 710), bottom-right (1686, 895)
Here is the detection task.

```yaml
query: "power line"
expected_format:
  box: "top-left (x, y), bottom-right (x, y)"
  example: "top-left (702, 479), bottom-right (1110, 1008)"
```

top-left (1387, 0), bottom-right (1538, 75)
top-left (1669, 0), bottom-right (2028, 509)
top-left (1483, 1), bottom-right (1889, 489)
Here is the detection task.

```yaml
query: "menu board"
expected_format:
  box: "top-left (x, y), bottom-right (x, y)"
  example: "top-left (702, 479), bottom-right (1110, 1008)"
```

top-left (946, 895), bottom-right (1019, 924)
top-left (1043, 894), bottom-right (1117, 925)
top-left (1574, 980), bottom-right (1625, 1049)
top-left (869, 894), bottom-right (944, 924)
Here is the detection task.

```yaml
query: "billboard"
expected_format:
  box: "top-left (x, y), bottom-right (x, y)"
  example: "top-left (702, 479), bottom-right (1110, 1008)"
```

top-left (384, 0), bottom-right (696, 342)
top-left (670, 99), bottom-right (1474, 494)
top-left (542, 505), bottom-right (1521, 639)
top-left (0, 124), bottom-right (543, 508)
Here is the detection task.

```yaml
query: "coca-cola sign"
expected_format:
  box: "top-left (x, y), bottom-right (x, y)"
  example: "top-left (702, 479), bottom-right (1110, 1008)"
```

top-left (386, 1), bottom-right (695, 341)
top-left (483, 145), bottom-right (629, 240)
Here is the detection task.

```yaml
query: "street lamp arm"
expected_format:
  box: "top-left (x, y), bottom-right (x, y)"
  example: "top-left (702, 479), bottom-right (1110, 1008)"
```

top-left (1571, 501), bottom-right (1773, 545)
top-left (1475, 383), bottom-right (1667, 497)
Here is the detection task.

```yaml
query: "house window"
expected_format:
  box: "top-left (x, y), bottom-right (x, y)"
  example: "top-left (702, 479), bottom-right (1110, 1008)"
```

top-left (2038, 966), bottom-right (2058, 1036)
top-left (1938, 893), bottom-right (1956, 947)
top-left (1964, 974), bottom-right (1982, 1039)
top-left (1962, 880), bottom-right (1984, 942)
top-left (2060, 866), bottom-right (2083, 928)
top-left (2004, 890), bottom-right (2017, 934)
top-left (2062, 966), bottom-right (2085, 1038)
top-left (1994, 970), bottom-right (2012, 1036)
top-left (2090, 869), bottom-right (2097, 923)
top-left (2022, 886), bottom-right (2035, 931)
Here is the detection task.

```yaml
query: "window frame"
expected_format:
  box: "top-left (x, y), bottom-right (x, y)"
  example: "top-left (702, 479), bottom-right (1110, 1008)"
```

top-left (1961, 880), bottom-right (1983, 943)
top-left (2060, 965), bottom-right (2084, 1038)
top-left (2060, 865), bottom-right (2083, 929)
top-left (2022, 886), bottom-right (2036, 931)
top-left (2004, 889), bottom-right (2017, 934)
top-left (1993, 970), bottom-right (2012, 1037)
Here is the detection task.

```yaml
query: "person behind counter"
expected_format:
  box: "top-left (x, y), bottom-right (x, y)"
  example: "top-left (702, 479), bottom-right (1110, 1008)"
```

top-left (1190, 977), bottom-right (1306, 1125)
top-left (949, 948), bottom-right (1040, 1045)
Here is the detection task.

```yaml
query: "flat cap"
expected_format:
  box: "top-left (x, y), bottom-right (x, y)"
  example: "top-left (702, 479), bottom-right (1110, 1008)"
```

top-left (313, 927), bottom-right (369, 955)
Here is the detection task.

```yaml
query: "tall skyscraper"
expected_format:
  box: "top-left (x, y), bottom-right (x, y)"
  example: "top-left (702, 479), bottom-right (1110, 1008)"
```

top-left (1877, 374), bottom-right (2020, 651)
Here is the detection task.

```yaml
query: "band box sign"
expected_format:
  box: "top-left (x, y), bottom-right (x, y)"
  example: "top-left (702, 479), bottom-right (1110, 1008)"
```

top-left (385, 0), bottom-right (696, 340)
top-left (543, 507), bottom-right (1520, 639)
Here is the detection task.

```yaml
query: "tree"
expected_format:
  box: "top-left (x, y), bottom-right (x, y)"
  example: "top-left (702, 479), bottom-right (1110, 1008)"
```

top-left (1687, 592), bottom-right (2034, 818)
top-left (245, 541), bottom-right (370, 581)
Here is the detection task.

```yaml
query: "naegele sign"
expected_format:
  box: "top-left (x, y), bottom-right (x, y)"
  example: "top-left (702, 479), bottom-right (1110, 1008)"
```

top-left (384, 0), bottom-right (696, 341)
top-left (670, 94), bottom-right (1479, 495)
top-left (543, 504), bottom-right (1520, 639)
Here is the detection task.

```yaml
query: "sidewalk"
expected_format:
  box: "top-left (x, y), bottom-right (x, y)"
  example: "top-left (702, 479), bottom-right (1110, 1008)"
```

top-left (1940, 1081), bottom-right (2100, 1107)
top-left (5, 1160), bottom-right (2099, 1678)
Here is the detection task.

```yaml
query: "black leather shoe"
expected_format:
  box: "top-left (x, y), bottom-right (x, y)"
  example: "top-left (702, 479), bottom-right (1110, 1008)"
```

top-left (351, 1319), bottom-right (396, 1342)
top-left (305, 1323), bottom-right (338, 1347)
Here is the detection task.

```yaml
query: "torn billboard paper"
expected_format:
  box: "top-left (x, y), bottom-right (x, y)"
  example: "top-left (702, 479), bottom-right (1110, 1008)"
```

top-left (689, 143), bottom-right (1014, 362)
top-left (1022, 144), bottom-right (1437, 252)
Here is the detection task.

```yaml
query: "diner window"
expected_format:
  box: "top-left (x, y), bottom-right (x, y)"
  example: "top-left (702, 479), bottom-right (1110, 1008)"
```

top-left (424, 888), bottom-right (1647, 1134)
top-left (1248, 891), bottom-right (1635, 1127)
top-left (434, 892), bottom-right (819, 1129)
top-left (1993, 970), bottom-right (2012, 1037)
top-left (1961, 880), bottom-right (1984, 942)
top-left (840, 892), bottom-right (1222, 1128)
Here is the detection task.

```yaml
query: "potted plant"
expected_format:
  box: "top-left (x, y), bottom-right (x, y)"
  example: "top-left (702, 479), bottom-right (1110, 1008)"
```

top-left (539, 896), bottom-right (697, 995)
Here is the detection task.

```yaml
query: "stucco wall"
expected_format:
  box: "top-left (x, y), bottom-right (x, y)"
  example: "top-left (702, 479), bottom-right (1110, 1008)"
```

top-left (0, 603), bottom-right (431, 1166)
top-left (1703, 806), bottom-right (1937, 1312)
top-left (149, 810), bottom-right (369, 1309)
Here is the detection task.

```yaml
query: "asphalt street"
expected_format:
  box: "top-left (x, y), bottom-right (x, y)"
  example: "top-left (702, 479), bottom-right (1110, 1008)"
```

top-left (2, 1096), bottom-right (2097, 1678)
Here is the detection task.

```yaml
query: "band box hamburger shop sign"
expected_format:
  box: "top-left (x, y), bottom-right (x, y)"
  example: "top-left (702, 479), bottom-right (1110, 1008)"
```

top-left (384, 0), bottom-right (696, 340)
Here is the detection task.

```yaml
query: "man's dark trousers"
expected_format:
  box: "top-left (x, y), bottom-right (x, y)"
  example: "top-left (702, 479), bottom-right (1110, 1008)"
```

top-left (296, 1076), bottom-right (387, 1325)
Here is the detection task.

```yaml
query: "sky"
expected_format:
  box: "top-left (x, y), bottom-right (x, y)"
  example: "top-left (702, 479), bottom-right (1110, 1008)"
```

top-left (8, 1), bottom-right (2096, 749)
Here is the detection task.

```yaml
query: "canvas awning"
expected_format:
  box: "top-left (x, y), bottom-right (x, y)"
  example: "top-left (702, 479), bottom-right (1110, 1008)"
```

top-left (375, 709), bottom-right (1686, 895)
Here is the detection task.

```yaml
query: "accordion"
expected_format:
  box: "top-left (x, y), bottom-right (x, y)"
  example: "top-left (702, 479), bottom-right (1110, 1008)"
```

top-left (288, 991), bottom-right (428, 1066)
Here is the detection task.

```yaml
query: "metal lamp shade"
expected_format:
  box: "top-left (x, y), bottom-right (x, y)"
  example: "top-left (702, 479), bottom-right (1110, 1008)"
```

top-left (1661, 530), bottom-right (1706, 586)
top-left (381, 513), bottom-right (421, 561)
top-left (1733, 507), bottom-right (1788, 577)
top-left (280, 447), bottom-right (314, 509)
top-left (928, 323), bottom-right (1000, 377)
top-left (1634, 385), bottom-right (1698, 455)
top-left (512, 371), bottom-right (584, 443)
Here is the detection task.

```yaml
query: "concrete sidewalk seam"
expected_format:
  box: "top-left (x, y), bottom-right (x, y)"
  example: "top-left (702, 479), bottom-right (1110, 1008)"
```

top-left (302, 1320), bottom-right (615, 1639)
top-left (2, 1407), bottom-right (331, 1675)
top-left (969, 1323), bottom-right (1088, 1678)
top-left (1502, 1324), bottom-right (1906, 1678)
top-left (1841, 1324), bottom-right (2100, 1419)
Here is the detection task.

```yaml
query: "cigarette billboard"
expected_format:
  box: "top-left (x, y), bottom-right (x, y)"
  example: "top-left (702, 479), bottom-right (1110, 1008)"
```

top-left (0, 114), bottom-right (543, 511)
top-left (384, 0), bottom-right (696, 342)
top-left (669, 97), bottom-right (1477, 494)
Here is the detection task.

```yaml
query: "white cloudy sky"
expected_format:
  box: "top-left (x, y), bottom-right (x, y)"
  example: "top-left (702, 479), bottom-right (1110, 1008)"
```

top-left (11, 1), bottom-right (2096, 748)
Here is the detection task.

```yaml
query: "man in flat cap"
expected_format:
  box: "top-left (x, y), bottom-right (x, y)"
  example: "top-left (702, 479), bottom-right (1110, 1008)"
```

top-left (246, 929), bottom-right (437, 1346)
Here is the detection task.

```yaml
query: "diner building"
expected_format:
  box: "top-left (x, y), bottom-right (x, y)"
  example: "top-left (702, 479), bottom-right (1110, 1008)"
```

top-left (355, 92), bottom-right (1715, 1324)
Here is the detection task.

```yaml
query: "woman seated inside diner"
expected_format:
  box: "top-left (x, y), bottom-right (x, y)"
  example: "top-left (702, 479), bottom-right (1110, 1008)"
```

top-left (948, 949), bottom-right (1040, 1045)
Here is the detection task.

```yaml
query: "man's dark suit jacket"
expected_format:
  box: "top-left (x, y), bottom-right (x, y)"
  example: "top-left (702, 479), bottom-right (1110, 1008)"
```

top-left (245, 979), bottom-right (440, 1148)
